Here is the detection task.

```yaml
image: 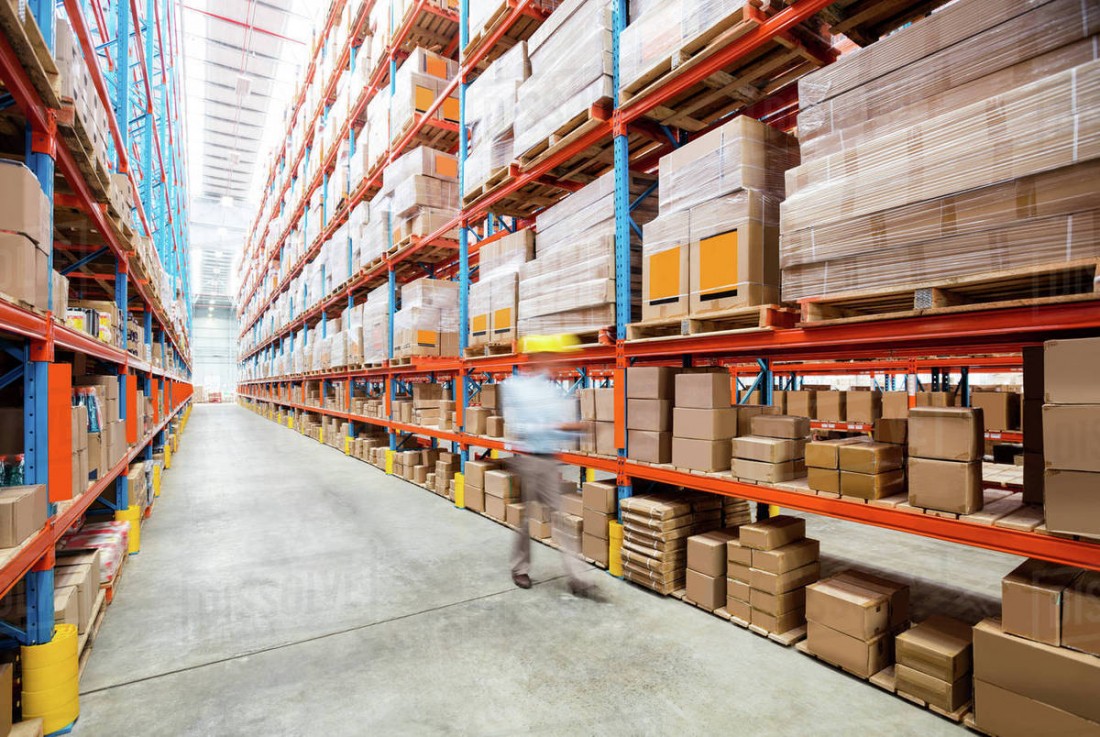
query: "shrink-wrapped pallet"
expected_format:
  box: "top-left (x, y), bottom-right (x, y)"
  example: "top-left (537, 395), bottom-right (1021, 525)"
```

top-left (389, 48), bottom-right (459, 146)
top-left (362, 285), bottom-right (391, 364)
top-left (464, 43), bottom-right (529, 198)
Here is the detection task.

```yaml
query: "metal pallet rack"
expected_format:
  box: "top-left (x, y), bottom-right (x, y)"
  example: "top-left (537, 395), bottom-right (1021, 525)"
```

top-left (0, 0), bottom-right (194, 661)
top-left (235, 0), bottom-right (1100, 573)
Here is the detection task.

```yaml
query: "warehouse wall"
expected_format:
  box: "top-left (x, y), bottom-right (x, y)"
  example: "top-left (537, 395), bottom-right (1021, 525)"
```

top-left (192, 311), bottom-right (237, 394)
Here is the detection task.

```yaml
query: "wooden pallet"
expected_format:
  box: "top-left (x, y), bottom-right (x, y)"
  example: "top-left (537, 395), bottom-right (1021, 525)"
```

top-left (627, 304), bottom-right (798, 340)
top-left (463, 341), bottom-right (515, 358)
top-left (390, 113), bottom-right (460, 152)
top-left (461, 166), bottom-right (510, 208)
top-left (798, 260), bottom-right (1100, 325)
top-left (394, 0), bottom-right (460, 54)
top-left (55, 102), bottom-right (112, 204)
top-left (870, 665), bottom-right (972, 723)
top-left (0, 0), bottom-right (60, 108)
top-left (620, 6), bottom-right (834, 131)
top-left (462, 0), bottom-right (549, 69)
top-left (77, 589), bottom-right (108, 677)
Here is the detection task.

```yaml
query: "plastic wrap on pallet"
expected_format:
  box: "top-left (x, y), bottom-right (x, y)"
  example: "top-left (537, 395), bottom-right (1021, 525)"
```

top-left (463, 136), bottom-right (515, 199)
top-left (362, 285), bottom-right (390, 363)
top-left (391, 205), bottom-right (459, 245)
top-left (389, 175), bottom-right (460, 219)
top-left (402, 277), bottom-right (460, 310)
top-left (513, 0), bottom-right (614, 159)
top-left (330, 330), bottom-right (348, 368)
top-left (366, 88), bottom-right (391, 172)
top-left (390, 50), bottom-right (460, 145)
top-left (781, 60), bottom-right (1100, 236)
top-left (640, 209), bottom-right (691, 319)
top-left (469, 279), bottom-right (492, 347)
top-left (535, 171), bottom-right (657, 252)
top-left (797, 0), bottom-right (1100, 160)
top-left (466, 42), bottom-right (529, 145)
top-left (517, 305), bottom-right (616, 336)
top-left (658, 116), bottom-right (796, 215)
top-left (382, 146), bottom-right (459, 195)
top-left (479, 229), bottom-right (535, 277)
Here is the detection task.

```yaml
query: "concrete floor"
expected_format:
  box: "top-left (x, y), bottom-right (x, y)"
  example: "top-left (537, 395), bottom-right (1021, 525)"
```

top-left (73, 404), bottom-right (1021, 736)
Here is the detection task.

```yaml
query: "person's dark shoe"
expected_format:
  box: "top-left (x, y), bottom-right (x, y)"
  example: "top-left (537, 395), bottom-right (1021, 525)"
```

top-left (513, 573), bottom-right (532, 589)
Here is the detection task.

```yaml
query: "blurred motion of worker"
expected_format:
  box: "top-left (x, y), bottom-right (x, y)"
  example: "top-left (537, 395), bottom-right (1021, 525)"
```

top-left (502, 334), bottom-right (594, 597)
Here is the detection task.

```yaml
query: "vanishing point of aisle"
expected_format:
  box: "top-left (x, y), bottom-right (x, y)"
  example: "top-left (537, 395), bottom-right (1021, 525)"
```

top-left (74, 404), bottom-right (975, 736)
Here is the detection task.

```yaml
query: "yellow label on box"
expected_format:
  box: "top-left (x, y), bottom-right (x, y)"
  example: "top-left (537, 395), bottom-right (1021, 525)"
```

top-left (647, 246), bottom-right (682, 303)
top-left (698, 230), bottom-right (739, 298)
top-left (492, 307), bottom-right (513, 333)
top-left (416, 329), bottom-right (439, 347)
top-left (414, 85), bottom-right (435, 114)
top-left (425, 56), bottom-right (448, 80)
top-left (442, 97), bottom-right (460, 122)
top-left (435, 154), bottom-right (457, 179)
top-left (471, 314), bottom-right (488, 336)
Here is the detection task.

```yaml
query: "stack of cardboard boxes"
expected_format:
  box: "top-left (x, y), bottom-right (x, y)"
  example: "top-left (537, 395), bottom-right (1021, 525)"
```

top-left (972, 559), bottom-right (1100, 735)
top-left (1041, 337), bottom-right (1100, 538)
top-left (53, 550), bottom-right (101, 636)
top-left (685, 528), bottom-right (740, 612)
top-left (468, 230), bottom-right (534, 348)
top-left (626, 367), bottom-right (676, 464)
top-left (394, 278), bottom-right (460, 359)
top-left (894, 615), bottom-right (974, 713)
top-left (458, 459), bottom-right (493, 514)
top-left (805, 569), bottom-right (910, 678)
top-left (581, 388), bottom-right (616, 456)
top-left (0, 161), bottom-right (53, 315)
top-left (672, 373), bottom-right (736, 472)
top-left (731, 415), bottom-right (809, 483)
top-left (908, 407), bottom-right (984, 514)
top-left (552, 485), bottom-right (585, 551)
top-left (737, 516), bottom-right (820, 634)
top-left (435, 453), bottom-right (458, 498)
top-left (619, 492), bottom-right (722, 595)
top-left (462, 41), bottom-right (529, 203)
top-left (805, 436), bottom-right (865, 496)
top-left (0, 484), bottom-right (47, 550)
top-left (581, 481), bottom-right (616, 567)
top-left (483, 469), bottom-right (520, 522)
top-left (837, 439), bottom-right (906, 501)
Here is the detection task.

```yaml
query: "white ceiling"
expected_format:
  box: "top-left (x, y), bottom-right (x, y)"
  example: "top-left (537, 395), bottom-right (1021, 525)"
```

top-left (180, 0), bottom-right (325, 302)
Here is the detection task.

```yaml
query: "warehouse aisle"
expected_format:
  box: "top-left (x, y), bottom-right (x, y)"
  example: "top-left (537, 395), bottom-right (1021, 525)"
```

top-left (73, 404), bottom-right (1014, 736)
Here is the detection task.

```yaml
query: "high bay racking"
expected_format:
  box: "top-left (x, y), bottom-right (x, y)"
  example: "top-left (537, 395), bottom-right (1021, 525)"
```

top-left (0, 0), bottom-right (193, 651)
top-left (237, 0), bottom-right (1100, 573)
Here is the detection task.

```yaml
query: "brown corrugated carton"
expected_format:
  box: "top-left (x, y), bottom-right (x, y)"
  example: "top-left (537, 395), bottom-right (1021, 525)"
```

top-left (1045, 337), bottom-right (1100, 404)
top-left (727, 578), bottom-right (751, 603)
top-left (750, 414), bottom-right (810, 440)
top-left (806, 437), bottom-right (865, 469)
top-left (595, 421), bottom-right (616, 455)
top-left (466, 406), bottom-right (491, 435)
top-left (672, 437), bottom-right (730, 472)
top-left (627, 367), bottom-right (677, 399)
top-left (686, 569), bottom-right (725, 611)
top-left (732, 458), bottom-right (806, 483)
top-left (627, 430), bottom-right (671, 463)
top-left (505, 503), bottom-right (525, 527)
top-left (807, 467), bottom-right (840, 494)
top-left (687, 528), bottom-right (739, 577)
top-left (751, 538), bottom-right (819, 575)
top-left (594, 388), bottom-right (615, 422)
top-left (728, 561), bottom-right (751, 584)
top-left (732, 436), bottom-right (805, 463)
top-left (786, 390), bottom-right (816, 419)
top-left (0, 485), bottom-right (46, 547)
top-left (974, 678), bottom-right (1100, 737)
top-left (838, 441), bottom-right (904, 474)
top-left (726, 538), bottom-right (752, 566)
top-left (583, 533), bottom-right (608, 565)
top-left (579, 388), bottom-right (596, 420)
top-left (562, 491), bottom-right (584, 518)
top-left (973, 617), bottom-right (1100, 725)
top-left (582, 508), bottom-right (613, 540)
top-left (726, 596), bottom-right (751, 621)
top-left (908, 458), bottom-right (982, 514)
top-left (751, 586), bottom-right (806, 616)
top-left (736, 405), bottom-right (778, 436)
top-left (582, 481), bottom-right (616, 512)
top-left (896, 664), bottom-right (971, 713)
top-left (751, 606), bottom-right (804, 635)
top-left (673, 407), bottom-right (737, 440)
top-left (627, 399), bottom-right (672, 431)
top-left (817, 391), bottom-right (846, 422)
top-left (806, 620), bottom-right (892, 678)
top-left (873, 418), bottom-right (908, 446)
top-left (895, 614), bottom-right (973, 683)
top-left (1002, 558), bottom-right (1082, 646)
top-left (739, 515), bottom-right (805, 550)
top-left (484, 470), bottom-right (520, 499)
top-left (1044, 469), bottom-right (1100, 538)
top-left (484, 494), bottom-right (505, 520)
top-left (807, 569), bottom-right (909, 637)
top-left (750, 561), bottom-right (820, 595)
top-left (908, 406), bottom-right (984, 461)
top-left (1063, 570), bottom-right (1100, 657)
top-left (847, 391), bottom-right (882, 425)
top-left (1043, 404), bottom-right (1100, 472)
top-left (674, 372), bottom-right (731, 408)
top-left (840, 469), bottom-right (906, 500)
top-left (972, 390), bottom-right (1021, 432)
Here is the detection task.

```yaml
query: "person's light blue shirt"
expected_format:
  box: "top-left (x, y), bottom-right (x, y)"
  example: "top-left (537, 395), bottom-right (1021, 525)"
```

top-left (501, 373), bottom-right (575, 455)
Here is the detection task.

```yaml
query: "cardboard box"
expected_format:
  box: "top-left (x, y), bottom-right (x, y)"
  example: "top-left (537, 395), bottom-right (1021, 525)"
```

top-left (726, 596), bottom-right (752, 621)
top-left (594, 388), bottom-right (615, 422)
top-left (583, 508), bottom-right (613, 540)
top-left (840, 469), bottom-right (906, 500)
top-left (896, 663), bottom-right (971, 713)
top-left (1044, 469), bottom-right (1100, 538)
top-left (506, 503), bottom-right (525, 527)
top-left (53, 565), bottom-right (94, 632)
top-left (627, 430), bottom-right (671, 463)
top-left (1043, 404), bottom-right (1100, 472)
top-left (838, 441), bottom-right (904, 474)
top-left (583, 533), bottom-right (608, 565)
top-left (806, 437), bottom-right (866, 469)
top-left (687, 529), bottom-right (739, 577)
top-left (973, 617), bottom-right (1100, 724)
top-left (562, 492), bottom-right (584, 518)
top-left (595, 421), bottom-right (616, 455)
top-left (750, 586), bottom-right (806, 616)
top-left (728, 561), bottom-right (751, 584)
top-left (0, 485), bottom-right (46, 547)
top-left (484, 494), bottom-right (505, 520)
top-left (732, 457), bottom-right (805, 483)
top-left (908, 458), bottom-right (982, 514)
top-left (486, 415), bottom-right (505, 437)
top-left (882, 392), bottom-right (909, 419)
top-left (484, 470), bottom-right (520, 499)
top-left (529, 518), bottom-right (552, 539)
top-left (466, 407), bottom-right (491, 435)
top-left (736, 405), bottom-right (778, 436)
top-left (807, 467), bottom-right (841, 494)
top-left (874, 418), bottom-right (908, 446)
top-left (627, 367), bottom-right (676, 399)
top-left (972, 390), bottom-right (1021, 432)
top-left (727, 577), bottom-right (751, 603)
top-left (732, 436), bottom-right (805, 463)
top-left (627, 399), bottom-right (671, 431)
top-left (673, 407), bottom-right (737, 440)
top-left (751, 606), bottom-right (805, 635)
top-left (750, 414), bottom-right (810, 440)
top-left (464, 485), bottom-right (485, 512)
top-left (1063, 571), bottom-right (1100, 657)
top-left (1045, 337), bottom-right (1100, 404)
top-left (973, 679), bottom-right (1100, 737)
top-left (54, 585), bottom-right (79, 629)
top-left (686, 569), bottom-right (725, 611)
top-left (807, 571), bottom-right (908, 639)
top-left (479, 384), bottom-right (500, 409)
top-left (847, 391), bottom-right (882, 425)
top-left (726, 538), bottom-right (752, 566)
top-left (916, 392), bottom-right (957, 408)
top-left (583, 481), bottom-right (616, 513)
top-left (817, 391), bottom-right (846, 422)
top-left (739, 515), bottom-right (805, 550)
top-left (674, 372), bottom-right (731, 409)
top-left (787, 390), bottom-right (817, 419)
top-left (672, 437), bottom-right (730, 472)
top-left (908, 407), bottom-right (984, 461)
top-left (806, 620), bottom-right (891, 678)
top-left (579, 388), bottom-right (596, 420)
top-left (751, 538), bottom-right (819, 575)
top-left (895, 614), bottom-right (973, 683)
top-left (0, 161), bottom-right (51, 244)
top-left (750, 561), bottom-right (820, 595)
top-left (1002, 558), bottom-right (1082, 646)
